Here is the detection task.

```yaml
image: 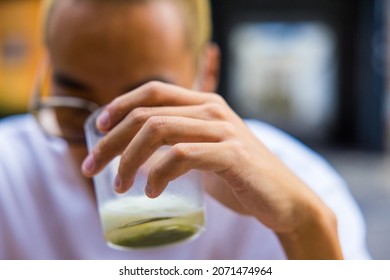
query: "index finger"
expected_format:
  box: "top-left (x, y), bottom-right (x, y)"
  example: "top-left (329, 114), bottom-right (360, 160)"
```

top-left (96, 81), bottom-right (213, 132)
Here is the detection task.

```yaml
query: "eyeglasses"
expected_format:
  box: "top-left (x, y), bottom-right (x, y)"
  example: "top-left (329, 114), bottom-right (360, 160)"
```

top-left (29, 62), bottom-right (99, 144)
top-left (30, 55), bottom-right (205, 143)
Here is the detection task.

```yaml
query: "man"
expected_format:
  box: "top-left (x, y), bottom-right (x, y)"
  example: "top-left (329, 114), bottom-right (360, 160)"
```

top-left (0, 0), bottom-right (369, 259)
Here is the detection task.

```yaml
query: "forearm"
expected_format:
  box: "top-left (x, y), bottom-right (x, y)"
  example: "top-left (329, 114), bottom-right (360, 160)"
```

top-left (276, 204), bottom-right (344, 260)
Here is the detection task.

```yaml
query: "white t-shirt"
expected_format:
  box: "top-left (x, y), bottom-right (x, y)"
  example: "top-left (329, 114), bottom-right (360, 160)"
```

top-left (0, 115), bottom-right (370, 259)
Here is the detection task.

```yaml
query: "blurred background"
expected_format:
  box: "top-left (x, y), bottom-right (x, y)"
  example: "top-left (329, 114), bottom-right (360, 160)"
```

top-left (0, 0), bottom-right (389, 259)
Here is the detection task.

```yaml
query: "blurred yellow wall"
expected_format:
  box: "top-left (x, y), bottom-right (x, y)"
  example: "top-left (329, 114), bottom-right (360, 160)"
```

top-left (0, 0), bottom-right (43, 116)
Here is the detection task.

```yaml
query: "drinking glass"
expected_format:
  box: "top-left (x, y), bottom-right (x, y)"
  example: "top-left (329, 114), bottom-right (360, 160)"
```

top-left (84, 108), bottom-right (205, 250)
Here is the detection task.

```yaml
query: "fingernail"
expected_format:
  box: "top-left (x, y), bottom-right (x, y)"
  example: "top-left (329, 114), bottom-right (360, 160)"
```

top-left (97, 110), bottom-right (110, 130)
top-left (82, 154), bottom-right (95, 174)
top-left (145, 184), bottom-right (154, 197)
top-left (114, 174), bottom-right (121, 191)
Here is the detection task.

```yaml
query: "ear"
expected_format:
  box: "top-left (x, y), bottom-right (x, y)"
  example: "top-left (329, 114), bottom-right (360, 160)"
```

top-left (200, 42), bottom-right (220, 92)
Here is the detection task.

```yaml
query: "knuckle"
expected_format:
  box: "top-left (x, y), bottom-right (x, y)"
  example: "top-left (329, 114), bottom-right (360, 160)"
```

top-left (204, 103), bottom-right (227, 120)
top-left (118, 152), bottom-right (131, 169)
top-left (144, 116), bottom-right (167, 135)
top-left (209, 93), bottom-right (226, 105)
top-left (220, 121), bottom-right (237, 138)
top-left (110, 95), bottom-right (125, 113)
top-left (93, 137), bottom-right (110, 161)
top-left (128, 107), bottom-right (150, 125)
top-left (94, 137), bottom-right (123, 165)
top-left (109, 96), bottom-right (121, 108)
top-left (95, 138), bottom-right (108, 154)
top-left (148, 165), bottom-right (161, 182)
top-left (143, 81), bottom-right (164, 100)
top-left (170, 144), bottom-right (190, 161)
top-left (227, 140), bottom-right (250, 162)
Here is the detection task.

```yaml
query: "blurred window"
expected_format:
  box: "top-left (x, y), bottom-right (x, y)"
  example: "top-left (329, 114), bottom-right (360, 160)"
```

top-left (228, 22), bottom-right (337, 142)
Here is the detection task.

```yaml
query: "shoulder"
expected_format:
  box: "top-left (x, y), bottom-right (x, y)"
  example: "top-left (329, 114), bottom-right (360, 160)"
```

top-left (245, 119), bottom-right (343, 194)
top-left (0, 114), bottom-right (44, 186)
top-left (0, 114), bottom-right (66, 152)
top-left (0, 114), bottom-right (67, 187)
top-left (0, 114), bottom-right (52, 149)
top-left (245, 119), bottom-right (325, 164)
top-left (0, 114), bottom-right (34, 136)
top-left (0, 114), bottom-right (36, 159)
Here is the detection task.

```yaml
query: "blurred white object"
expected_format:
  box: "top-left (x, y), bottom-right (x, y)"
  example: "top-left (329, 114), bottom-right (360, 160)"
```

top-left (229, 22), bottom-right (337, 141)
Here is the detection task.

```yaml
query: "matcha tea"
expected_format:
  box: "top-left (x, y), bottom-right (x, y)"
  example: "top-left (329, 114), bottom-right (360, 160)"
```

top-left (99, 195), bottom-right (205, 249)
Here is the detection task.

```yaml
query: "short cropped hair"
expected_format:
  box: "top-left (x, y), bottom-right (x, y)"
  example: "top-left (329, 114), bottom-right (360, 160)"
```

top-left (42, 0), bottom-right (212, 55)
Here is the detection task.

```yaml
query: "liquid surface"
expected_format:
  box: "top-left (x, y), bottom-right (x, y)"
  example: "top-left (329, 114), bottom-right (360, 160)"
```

top-left (100, 196), bottom-right (204, 249)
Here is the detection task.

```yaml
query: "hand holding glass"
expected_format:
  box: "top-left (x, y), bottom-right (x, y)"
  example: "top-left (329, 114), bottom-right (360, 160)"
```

top-left (84, 108), bottom-right (205, 250)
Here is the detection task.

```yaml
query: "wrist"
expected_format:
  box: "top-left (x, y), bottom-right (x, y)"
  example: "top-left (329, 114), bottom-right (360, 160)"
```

top-left (276, 201), bottom-right (344, 260)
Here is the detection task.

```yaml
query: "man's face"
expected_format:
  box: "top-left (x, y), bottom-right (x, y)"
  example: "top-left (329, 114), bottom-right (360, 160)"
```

top-left (47, 0), bottom-right (198, 106)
